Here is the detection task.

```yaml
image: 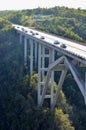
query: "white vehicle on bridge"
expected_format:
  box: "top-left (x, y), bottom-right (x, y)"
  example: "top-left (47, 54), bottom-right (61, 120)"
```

top-left (54, 40), bottom-right (60, 44)
top-left (60, 43), bottom-right (67, 48)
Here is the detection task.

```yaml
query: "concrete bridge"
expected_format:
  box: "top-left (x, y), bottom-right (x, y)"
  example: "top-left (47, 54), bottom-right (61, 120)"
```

top-left (13, 24), bottom-right (86, 110)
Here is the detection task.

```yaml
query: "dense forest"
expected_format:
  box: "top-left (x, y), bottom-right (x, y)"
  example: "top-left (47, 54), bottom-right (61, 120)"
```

top-left (0, 7), bottom-right (86, 43)
top-left (0, 6), bottom-right (86, 130)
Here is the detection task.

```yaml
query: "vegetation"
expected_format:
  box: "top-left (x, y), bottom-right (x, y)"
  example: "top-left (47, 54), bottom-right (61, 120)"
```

top-left (0, 6), bottom-right (86, 130)
top-left (0, 7), bottom-right (86, 43)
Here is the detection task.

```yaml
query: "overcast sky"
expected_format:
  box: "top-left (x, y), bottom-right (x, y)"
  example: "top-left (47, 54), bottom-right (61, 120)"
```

top-left (0, 0), bottom-right (86, 10)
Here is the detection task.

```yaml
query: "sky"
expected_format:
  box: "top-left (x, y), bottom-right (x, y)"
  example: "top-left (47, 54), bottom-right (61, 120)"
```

top-left (0, 0), bottom-right (86, 11)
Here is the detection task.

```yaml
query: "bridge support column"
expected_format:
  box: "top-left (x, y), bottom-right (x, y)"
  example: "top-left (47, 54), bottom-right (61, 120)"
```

top-left (24, 37), bottom-right (27, 64)
top-left (20, 33), bottom-right (22, 44)
top-left (42, 45), bottom-right (45, 79)
top-left (38, 43), bottom-right (41, 105)
top-left (38, 44), bottom-right (51, 106)
top-left (35, 41), bottom-right (38, 69)
top-left (30, 39), bottom-right (33, 76)
top-left (85, 72), bottom-right (86, 105)
top-left (49, 49), bottom-right (54, 107)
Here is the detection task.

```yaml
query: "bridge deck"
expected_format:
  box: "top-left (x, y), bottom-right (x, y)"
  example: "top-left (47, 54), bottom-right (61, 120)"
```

top-left (14, 24), bottom-right (86, 65)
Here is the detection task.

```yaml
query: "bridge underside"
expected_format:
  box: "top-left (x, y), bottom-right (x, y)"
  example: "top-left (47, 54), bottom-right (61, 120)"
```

top-left (39, 55), bottom-right (85, 110)
top-left (18, 32), bottom-right (86, 109)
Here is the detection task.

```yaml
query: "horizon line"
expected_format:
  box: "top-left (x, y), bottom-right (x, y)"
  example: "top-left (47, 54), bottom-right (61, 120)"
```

top-left (0, 5), bottom-right (86, 11)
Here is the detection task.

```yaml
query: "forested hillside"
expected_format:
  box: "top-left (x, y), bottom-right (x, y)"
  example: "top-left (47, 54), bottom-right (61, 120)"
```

top-left (0, 7), bottom-right (86, 130)
top-left (0, 7), bottom-right (86, 43)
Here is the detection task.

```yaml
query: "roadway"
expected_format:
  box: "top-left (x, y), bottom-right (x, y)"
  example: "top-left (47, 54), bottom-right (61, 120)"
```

top-left (13, 24), bottom-right (86, 64)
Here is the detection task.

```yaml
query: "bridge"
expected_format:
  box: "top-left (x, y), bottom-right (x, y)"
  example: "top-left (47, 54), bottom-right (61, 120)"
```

top-left (13, 24), bottom-right (86, 110)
